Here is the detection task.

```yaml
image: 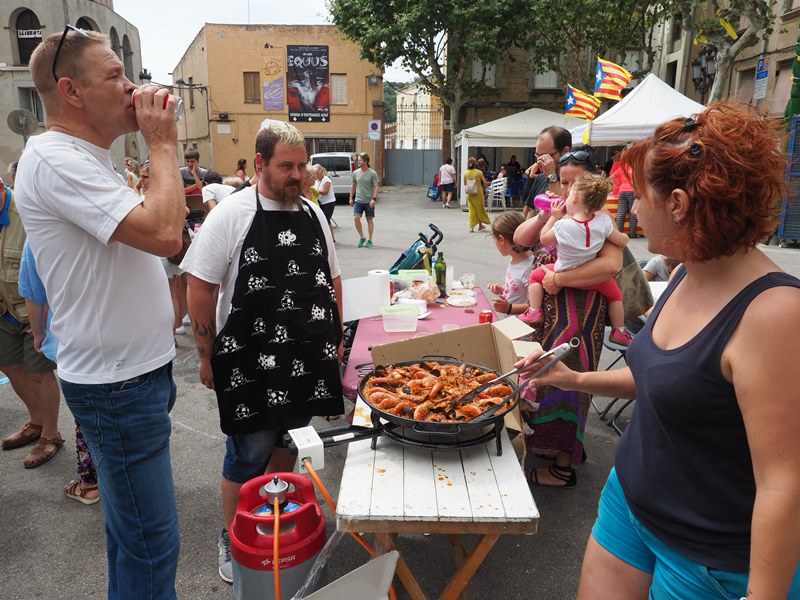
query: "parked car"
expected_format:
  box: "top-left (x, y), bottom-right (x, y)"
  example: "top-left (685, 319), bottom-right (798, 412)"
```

top-left (310, 152), bottom-right (356, 203)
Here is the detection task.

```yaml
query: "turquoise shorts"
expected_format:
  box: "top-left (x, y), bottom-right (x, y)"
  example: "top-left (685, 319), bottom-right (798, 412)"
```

top-left (592, 468), bottom-right (800, 599)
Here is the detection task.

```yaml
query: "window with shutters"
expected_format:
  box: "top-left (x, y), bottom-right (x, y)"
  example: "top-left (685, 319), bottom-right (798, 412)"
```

top-left (534, 71), bottom-right (559, 89)
top-left (330, 74), bottom-right (347, 105)
top-left (770, 62), bottom-right (793, 115)
top-left (243, 72), bottom-right (260, 104)
top-left (736, 69), bottom-right (756, 105)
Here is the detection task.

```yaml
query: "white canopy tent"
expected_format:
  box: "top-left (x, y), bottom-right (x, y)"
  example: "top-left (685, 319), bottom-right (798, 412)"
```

top-left (454, 108), bottom-right (584, 207)
top-left (570, 73), bottom-right (706, 146)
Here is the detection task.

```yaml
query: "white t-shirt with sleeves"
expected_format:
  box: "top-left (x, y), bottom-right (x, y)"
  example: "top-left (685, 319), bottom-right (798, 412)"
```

top-left (552, 213), bottom-right (614, 272)
top-left (180, 187), bottom-right (340, 331)
top-left (14, 132), bottom-right (175, 384)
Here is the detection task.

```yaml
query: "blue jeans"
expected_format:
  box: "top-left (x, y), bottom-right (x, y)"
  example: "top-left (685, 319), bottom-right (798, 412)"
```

top-left (60, 363), bottom-right (179, 600)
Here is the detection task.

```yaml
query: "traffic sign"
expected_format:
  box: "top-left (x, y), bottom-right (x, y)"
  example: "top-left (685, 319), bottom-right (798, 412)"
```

top-left (367, 119), bottom-right (381, 141)
top-left (754, 57), bottom-right (769, 101)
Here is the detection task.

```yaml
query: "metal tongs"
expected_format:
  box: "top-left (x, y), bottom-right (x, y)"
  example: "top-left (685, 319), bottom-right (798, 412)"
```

top-left (467, 337), bottom-right (580, 422)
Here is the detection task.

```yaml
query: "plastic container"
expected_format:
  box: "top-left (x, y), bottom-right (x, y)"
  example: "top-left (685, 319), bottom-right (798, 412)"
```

top-left (380, 305), bottom-right (419, 333)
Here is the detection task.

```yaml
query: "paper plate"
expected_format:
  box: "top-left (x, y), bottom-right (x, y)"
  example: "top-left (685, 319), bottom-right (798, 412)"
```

top-left (446, 295), bottom-right (477, 307)
top-left (417, 311), bottom-right (432, 320)
top-left (447, 289), bottom-right (476, 297)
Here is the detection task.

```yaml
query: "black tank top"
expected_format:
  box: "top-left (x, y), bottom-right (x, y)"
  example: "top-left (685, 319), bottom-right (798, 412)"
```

top-left (616, 266), bottom-right (800, 571)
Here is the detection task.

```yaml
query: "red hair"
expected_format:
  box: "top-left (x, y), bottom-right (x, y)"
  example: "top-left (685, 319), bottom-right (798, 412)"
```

top-left (621, 102), bottom-right (786, 262)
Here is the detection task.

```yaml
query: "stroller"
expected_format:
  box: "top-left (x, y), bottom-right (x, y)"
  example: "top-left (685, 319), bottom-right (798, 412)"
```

top-left (389, 223), bottom-right (443, 275)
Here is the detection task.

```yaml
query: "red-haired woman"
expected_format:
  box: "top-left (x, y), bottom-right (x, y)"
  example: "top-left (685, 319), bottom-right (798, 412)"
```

top-left (520, 103), bottom-right (800, 599)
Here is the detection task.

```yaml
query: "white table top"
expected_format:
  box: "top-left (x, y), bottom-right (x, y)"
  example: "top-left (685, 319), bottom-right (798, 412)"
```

top-left (336, 430), bottom-right (539, 535)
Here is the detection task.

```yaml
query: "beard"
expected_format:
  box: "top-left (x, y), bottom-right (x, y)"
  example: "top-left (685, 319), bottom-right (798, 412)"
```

top-left (262, 171), bottom-right (302, 208)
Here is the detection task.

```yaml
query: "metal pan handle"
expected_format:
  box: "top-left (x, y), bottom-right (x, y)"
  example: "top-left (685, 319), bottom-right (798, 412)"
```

top-left (412, 423), bottom-right (462, 436)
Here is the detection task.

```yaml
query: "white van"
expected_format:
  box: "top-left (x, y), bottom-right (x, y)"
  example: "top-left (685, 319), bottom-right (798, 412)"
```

top-left (309, 153), bottom-right (356, 203)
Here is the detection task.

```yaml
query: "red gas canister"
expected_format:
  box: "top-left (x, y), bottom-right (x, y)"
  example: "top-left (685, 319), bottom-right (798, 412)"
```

top-left (229, 472), bottom-right (327, 600)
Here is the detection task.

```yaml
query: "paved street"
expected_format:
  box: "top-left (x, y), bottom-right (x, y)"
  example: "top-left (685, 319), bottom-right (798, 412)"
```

top-left (2, 186), bottom-right (799, 599)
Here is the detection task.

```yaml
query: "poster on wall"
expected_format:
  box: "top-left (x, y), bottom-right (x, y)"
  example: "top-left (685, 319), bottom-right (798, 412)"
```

top-left (287, 45), bottom-right (330, 122)
top-left (262, 49), bottom-right (285, 111)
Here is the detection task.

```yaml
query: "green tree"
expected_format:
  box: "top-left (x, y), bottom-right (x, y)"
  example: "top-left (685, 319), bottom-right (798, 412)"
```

top-left (525, 0), bottom-right (676, 91)
top-left (672, 0), bottom-right (780, 103)
top-left (383, 82), bottom-right (398, 123)
top-left (327, 0), bottom-right (531, 158)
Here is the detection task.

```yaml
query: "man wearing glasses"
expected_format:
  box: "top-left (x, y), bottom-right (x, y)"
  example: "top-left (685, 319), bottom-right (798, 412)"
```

top-left (14, 26), bottom-right (185, 600)
top-left (521, 126), bottom-right (572, 219)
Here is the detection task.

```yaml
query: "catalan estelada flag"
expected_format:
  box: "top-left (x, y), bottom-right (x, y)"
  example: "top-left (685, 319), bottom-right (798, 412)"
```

top-left (565, 85), bottom-right (601, 121)
top-left (594, 57), bottom-right (633, 101)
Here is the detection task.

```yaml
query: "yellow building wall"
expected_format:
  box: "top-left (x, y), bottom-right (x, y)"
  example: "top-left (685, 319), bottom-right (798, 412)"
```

top-left (173, 24), bottom-right (383, 178)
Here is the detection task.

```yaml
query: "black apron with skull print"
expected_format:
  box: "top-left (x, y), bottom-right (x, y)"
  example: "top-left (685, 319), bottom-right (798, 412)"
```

top-left (211, 190), bottom-right (343, 435)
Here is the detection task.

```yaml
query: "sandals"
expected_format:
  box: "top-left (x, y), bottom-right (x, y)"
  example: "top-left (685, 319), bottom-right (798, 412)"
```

top-left (23, 434), bottom-right (64, 469)
top-left (64, 480), bottom-right (100, 505)
top-left (2, 421), bottom-right (42, 450)
top-left (527, 464), bottom-right (577, 490)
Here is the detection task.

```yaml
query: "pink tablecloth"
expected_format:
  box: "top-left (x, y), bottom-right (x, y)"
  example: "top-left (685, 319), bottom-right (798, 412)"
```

top-left (341, 288), bottom-right (495, 401)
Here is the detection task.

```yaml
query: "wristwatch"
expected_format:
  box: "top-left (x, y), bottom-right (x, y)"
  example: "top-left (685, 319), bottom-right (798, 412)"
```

top-left (547, 173), bottom-right (558, 183)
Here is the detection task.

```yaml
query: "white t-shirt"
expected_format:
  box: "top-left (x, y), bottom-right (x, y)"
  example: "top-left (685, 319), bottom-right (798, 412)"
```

top-left (181, 187), bottom-right (340, 330)
top-left (202, 183), bottom-right (235, 205)
top-left (504, 255), bottom-right (535, 305)
top-left (553, 213), bottom-right (613, 272)
top-left (643, 255), bottom-right (672, 282)
top-left (14, 132), bottom-right (175, 384)
top-left (439, 164), bottom-right (456, 185)
top-left (314, 176), bottom-right (336, 205)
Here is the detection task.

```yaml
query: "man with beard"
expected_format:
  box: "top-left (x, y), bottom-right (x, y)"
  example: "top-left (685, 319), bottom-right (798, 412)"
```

top-left (181, 120), bottom-right (344, 584)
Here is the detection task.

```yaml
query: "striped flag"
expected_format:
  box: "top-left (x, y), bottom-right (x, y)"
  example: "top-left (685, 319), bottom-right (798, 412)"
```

top-left (565, 85), bottom-right (601, 121)
top-left (594, 57), bottom-right (633, 101)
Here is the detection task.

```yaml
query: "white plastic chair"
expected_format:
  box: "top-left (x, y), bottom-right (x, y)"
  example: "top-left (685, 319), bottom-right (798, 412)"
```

top-left (487, 177), bottom-right (509, 211)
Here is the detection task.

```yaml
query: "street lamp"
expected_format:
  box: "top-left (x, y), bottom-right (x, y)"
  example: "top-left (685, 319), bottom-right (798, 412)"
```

top-left (173, 78), bottom-right (210, 139)
top-left (138, 68), bottom-right (152, 84)
top-left (691, 45), bottom-right (717, 105)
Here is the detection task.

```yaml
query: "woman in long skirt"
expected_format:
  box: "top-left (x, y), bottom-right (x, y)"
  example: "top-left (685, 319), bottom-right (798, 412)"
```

top-left (464, 156), bottom-right (490, 232)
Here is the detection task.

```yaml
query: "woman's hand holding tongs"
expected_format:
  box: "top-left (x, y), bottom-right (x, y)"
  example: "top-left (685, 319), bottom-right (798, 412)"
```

top-left (514, 339), bottom-right (580, 391)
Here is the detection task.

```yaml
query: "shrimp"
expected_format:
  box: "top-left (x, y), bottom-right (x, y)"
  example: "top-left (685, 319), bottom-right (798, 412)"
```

top-left (378, 396), bottom-right (402, 410)
top-left (457, 403), bottom-right (482, 419)
top-left (412, 370), bottom-right (432, 380)
top-left (369, 391), bottom-right (398, 404)
top-left (368, 377), bottom-right (392, 386)
top-left (476, 372), bottom-right (496, 384)
top-left (413, 401), bottom-right (435, 420)
top-left (485, 384), bottom-right (512, 397)
top-left (366, 386), bottom-right (393, 396)
top-left (428, 381), bottom-right (444, 400)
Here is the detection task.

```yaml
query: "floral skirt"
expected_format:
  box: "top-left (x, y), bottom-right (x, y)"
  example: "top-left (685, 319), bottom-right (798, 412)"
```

top-left (521, 247), bottom-right (607, 466)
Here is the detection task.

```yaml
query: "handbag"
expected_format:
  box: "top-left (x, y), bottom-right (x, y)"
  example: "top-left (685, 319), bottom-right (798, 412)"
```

top-left (427, 184), bottom-right (441, 200)
top-left (168, 223), bottom-right (193, 265)
top-left (614, 246), bottom-right (653, 320)
top-left (464, 176), bottom-right (479, 195)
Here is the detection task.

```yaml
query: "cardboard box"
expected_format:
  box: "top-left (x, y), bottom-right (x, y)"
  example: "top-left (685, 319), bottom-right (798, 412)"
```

top-left (370, 317), bottom-right (541, 458)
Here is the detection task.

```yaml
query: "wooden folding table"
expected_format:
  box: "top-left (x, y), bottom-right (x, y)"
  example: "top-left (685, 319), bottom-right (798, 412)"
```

top-left (337, 430), bottom-right (539, 600)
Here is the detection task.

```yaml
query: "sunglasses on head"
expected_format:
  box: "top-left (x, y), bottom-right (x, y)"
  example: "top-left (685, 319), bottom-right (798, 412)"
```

top-left (558, 150), bottom-right (591, 166)
top-left (52, 25), bottom-right (90, 83)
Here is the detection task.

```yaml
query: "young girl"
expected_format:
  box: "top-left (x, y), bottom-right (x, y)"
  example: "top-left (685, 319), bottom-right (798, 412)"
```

top-left (486, 211), bottom-right (534, 317)
top-left (519, 172), bottom-right (632, 345)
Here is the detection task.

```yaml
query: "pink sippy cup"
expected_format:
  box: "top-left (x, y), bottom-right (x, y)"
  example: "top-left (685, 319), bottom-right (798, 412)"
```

top-left (533, 194), bottom-right (564, 211)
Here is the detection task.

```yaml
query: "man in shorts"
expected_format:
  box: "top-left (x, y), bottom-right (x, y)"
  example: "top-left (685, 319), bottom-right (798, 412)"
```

top-left (182, 121), bottom-right (343, 584)
top-left (0, 175), bottom-right (62, 469)
top-left (349, 152), bottom-right (380, 247)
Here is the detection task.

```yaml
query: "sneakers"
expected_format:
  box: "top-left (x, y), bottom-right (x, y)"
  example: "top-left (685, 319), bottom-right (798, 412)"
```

top-left (182, 314), bottom-right (191, 326)
top-left (218, 529), bottom-right (233, 584)
top-left (174, 326), bottom-right (186, 335)
top-left (365, 240), bottom-right (374, 248)
top-left (610, 328), bottom-right (633, 346)
top-left (518, 307), bottom-right (544, 325)
top-left (358, 237), bottom-right (366, 248)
